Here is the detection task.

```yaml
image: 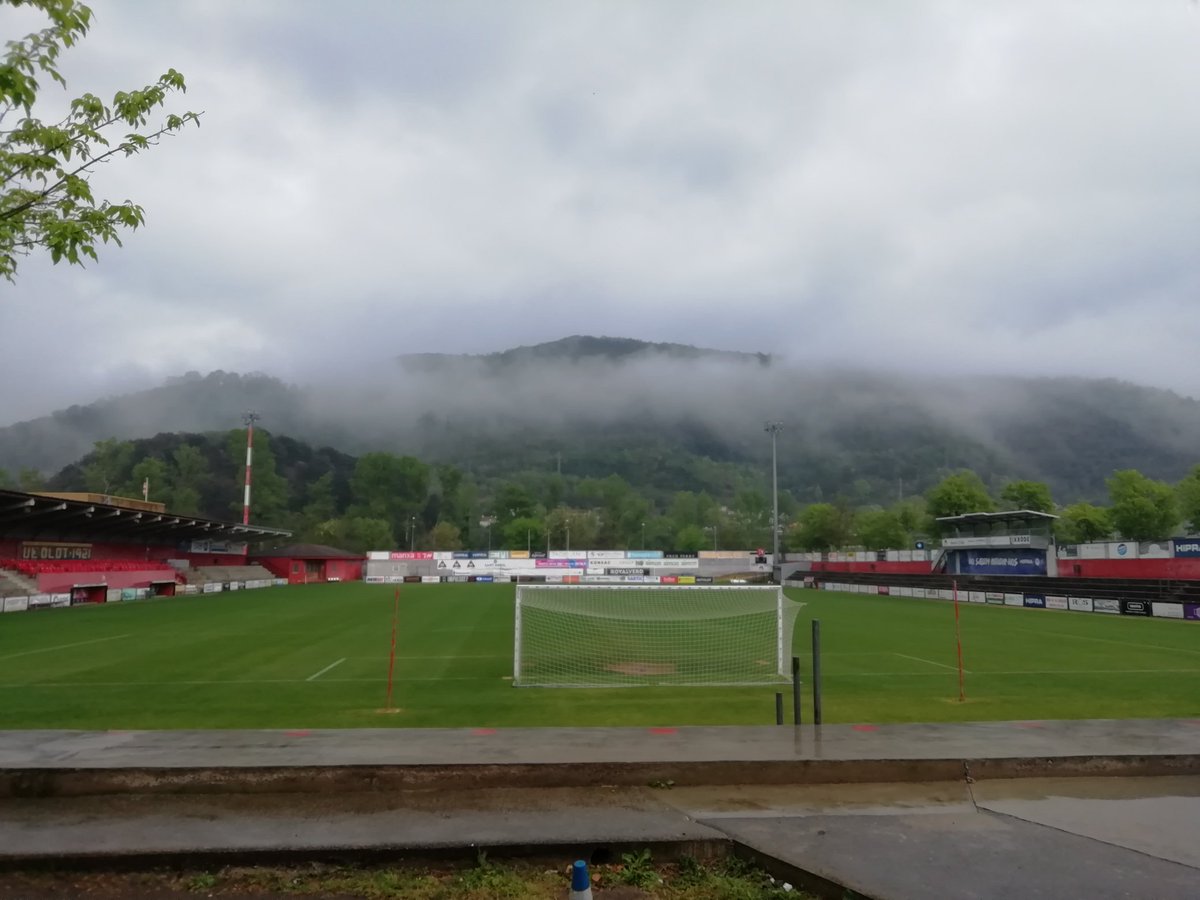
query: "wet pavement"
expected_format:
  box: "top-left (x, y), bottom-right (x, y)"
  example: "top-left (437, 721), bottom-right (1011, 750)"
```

top-left (1, 721), bottom-right (1198, 898)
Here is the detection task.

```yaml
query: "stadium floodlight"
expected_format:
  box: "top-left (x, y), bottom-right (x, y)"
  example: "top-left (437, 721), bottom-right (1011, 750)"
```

top-left (764, 422), bottom-right (783, 576)
top-left (513, 584), bottom-right (803, 688)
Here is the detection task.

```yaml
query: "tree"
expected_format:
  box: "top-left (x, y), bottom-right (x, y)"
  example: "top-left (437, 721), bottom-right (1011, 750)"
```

top-left (301, 472), bottom-right (336, 525)
top-left (1, 0), bottom-right (200, 280)
top-left (315, 516), bottom-right (393, 554)
top-left (351, 452), bottom-right (430, 538)
top-left (17, 467), bottom-right (44, 490)
top-left (1107, 469), bottom-right (1177, 541)
top-left (502, 516), bottom-right (544, 552)
top-left (169, 443), bottom-right (208, 515)
top-left (0, 467), bottom-right (12, 488)
top-left (429, 521), bottom-right (462, 551)
top-left (792, 503), bottom-right (853, 552)
top-left (124, 456), bottom-right (167, 501)
top-left (675, 524), bottom-right (707, 553)
top-left (926, 470), bottom-right (993, 524)
top-left (82, 438), bottom-right (133, 493)
top-left (1056, 503), bottom-right (1112, 545)
top-left (855, 509), bottom-right (909, 551)
top-left (1175, 465), bottom-right (1200, 533)
top-left (999, 480), bottom-right (1054, 513)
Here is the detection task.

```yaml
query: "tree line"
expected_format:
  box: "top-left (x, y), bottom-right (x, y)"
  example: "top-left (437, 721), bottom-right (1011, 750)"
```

top-left (3, 432), bottom-right (1195, 554)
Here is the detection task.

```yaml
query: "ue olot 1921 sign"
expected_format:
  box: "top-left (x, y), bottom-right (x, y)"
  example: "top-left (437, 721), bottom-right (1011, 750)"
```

top-left (20, 542), bottom-right (91, 561)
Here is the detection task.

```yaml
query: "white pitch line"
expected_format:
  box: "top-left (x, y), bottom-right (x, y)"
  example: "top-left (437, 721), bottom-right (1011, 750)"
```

top-left (0, 633), bottom-right (131, 662)
top-left (1002, 627), bottom-right (1200, 657)
top-left (306, 657), bottom-right (346, 682)
top-left (894, 652), bottom-right (970, 674)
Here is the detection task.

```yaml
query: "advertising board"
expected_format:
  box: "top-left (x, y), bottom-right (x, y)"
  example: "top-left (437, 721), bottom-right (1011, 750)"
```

top-left (1184, 604), bottom-right (1200, 621)
top-left (660, 576), bottom-right (679, 584)
top-left (984, 592), bottom-right (1005, 606)
top-left (878, 585), bottom-right (891, 595)
top-left (1046, 596), bottom-right (1069, 610)
top-left (1023, 594), bottom-right (1046, 608)
top-left (694, 576), bottom-right (713, 584)
top-left (364, 575), bottom-right (385, 583)
top-left (1152, 602), bottom-right (1184, 619)
top-left (959, 551), bottom-right (1046, 576)
top-left (203, 583), bottom-right (222, 593)
top-left (549, 550), bottom-right (587, 560)
top-left (663, 551), bottom-right (699, 559)
top-left (1067, 597), bottom-right (1093, 612)
top-left (606, 567), bottom-right (649, 576)
top-left (2, 596), bottom-right (29, 613)
top-left (1120, 599), bottom-right (1151, 616)
top-left (1108, 542), bottom-right (1136, 559)
top-left (626, 550), bottom-right (664, 559)
top-left (1171, 538), bottom-right (1200, 558)
top-left (107, 588), bottom-right (123, 602)
top-left (509, 550), bottom-right (530, 559)
top-left (1093, 598), bottom-right (1121, 614)
top-left (421, 576), bottom-right (441, 584)
top-left (588, 550), bottom-right (626, 560)
top-left (1004, 593), bottom-right (1024, 607)
top-left (389, 551), bottom-right (434, 560)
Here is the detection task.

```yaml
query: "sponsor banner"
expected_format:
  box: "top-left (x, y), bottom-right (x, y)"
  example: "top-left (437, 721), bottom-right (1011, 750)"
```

top-left (605, 567), bottom-right (649, 576)
top-left (493, 574), bottom-right (512, 583)
top-left (509, 550), bottom-right (530, 559)
top-left (626, 550), bottom-right (664, 559)
top-left (938, 589), bottom-right (954, 601)
top-left (959, 551), bottom-right (1046, 576)
top-left (924, 588), bottom-right (941, 600)
top-left (641, 558), bottom-right (700, 569)
top-left (203, 583), bottom-right (222, 593)
top-left (274, 579), bottom-right (288, 587)
top-left (1184, 604), bottom-right (1200, 621)
top-left (1152, 602), bottom-right (1184, 619)
top-left (985, 592), bottom-right (1006, 606)
top-left (421, 575), bottom-right (441, 584)
top-left (582, 575), bottom-right (612, 583)
top-left (1109, 542), bottom-right (1137, 560)
top-left (968, 591), bottom-right (986, 604)
top-left (389, 551), bottom-right (434, 560)
top-left (468, 551), bottom-right (490, 559)
top-left (678, 575), bottom-right (697, 585)
top-left (941, 534), bottom-right (1032, 548)
top-left (663, 551), bottom-right (699, 559)
top-left (543, 573), bottom-right (564, 583)
top-left (1093, 598), bottom-right (1121, 614)
top-left (120, 588), bottom-right (137, 601)
top-left (367, 551), bottom-right (389, 560)
top-left (1068, 597), bottom-right (1094, 612)
top-left (449, 575), bottom-right (469, 583)
top-left (1023, 594), bottom-right (1046, 609)
top-left (189, 539), bottom-right (248, 555)
top-left (1004, 593), bottom-right (1024, 607)
top-left (1120, 599), bottom-right (1151, 616)
top-left (403, 575), bottom-right (422, 583)
top-left (107, 588), bottom-right (123, 602)
top-left (488, 550), bottom-right (510, 559)
top-left (535, 558), bottom-right (588, 568)
top-left (50, 593), bottom-right (69, 607)
top-left (28, 593), bottom-right (52, 608)
top-left (1171, 538), bottom-right (1200, 558)
top-left (1046, 596), bottom-right (1069, 610)
top-left (878, 585), bottom-right (891, 595)
top-left (699, 550), bottom-right (752, 559)
top-left (385, 575), bottom-right (404, 583)
top-left (475, 575), bottom-right (494, 583)
top-left (694, 575), bottom-right (713, 584)
top-left (1078, 543), bottom-right (1106, 559)
top-left (20, 541), bottom-right (91, 561)
top-left (660, 575), bottom-right (679, 584)
top-left (432, 552), bottom-right (454, 561)
top-left (228, 581), bottom-right (241, 591)
top-left (530, 550), bottom-right (548, 559)
top-left (1138, 541), bottom-right (1170, 559)
top-left (3, 596), bottom-right (29, 613)
top-left (182, 584), bottom-right (199, 594)
top-left (588, 550), bottom-right (626, 560)
top-left (549, 550), bottom-right (587, 560)
top-left (364, 575), bottom-right (386, 584)
top-left (452, 551), bottom-right (472, 559)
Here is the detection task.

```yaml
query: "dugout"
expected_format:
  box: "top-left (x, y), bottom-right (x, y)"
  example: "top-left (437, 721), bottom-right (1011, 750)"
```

top-left (69, 583), bottom-right (106, 605)
top-left (150, 579), bottom-right (177, 597)
top-left (936, 510), bottom-right (1057, 577)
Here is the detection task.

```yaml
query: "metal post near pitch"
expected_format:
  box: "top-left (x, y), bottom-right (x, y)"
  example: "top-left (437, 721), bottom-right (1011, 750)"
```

top-left (775, 692), bottom-right (784, 725)
top-left (791, 656), bottom-right (802, 725)
top-left (812, 619), bottom-right (823, 725)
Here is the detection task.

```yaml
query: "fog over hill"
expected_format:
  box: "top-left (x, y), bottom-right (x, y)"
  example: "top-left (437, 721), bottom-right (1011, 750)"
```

top-left (2, 336), bottom-right (1199, 504)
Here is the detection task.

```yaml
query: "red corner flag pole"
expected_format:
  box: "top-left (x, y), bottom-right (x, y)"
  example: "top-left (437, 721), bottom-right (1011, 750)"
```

top-left (385, 587), bottom-right (399, 710)
top-left (953, 579), bottom-right (966, 702)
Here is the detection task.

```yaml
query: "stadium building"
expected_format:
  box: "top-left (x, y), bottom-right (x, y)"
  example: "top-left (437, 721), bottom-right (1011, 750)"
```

top-left (0, 488), bottom-right (291, 607)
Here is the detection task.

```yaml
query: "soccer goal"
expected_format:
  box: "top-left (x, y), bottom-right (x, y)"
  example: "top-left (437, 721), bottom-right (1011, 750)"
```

top-left (512, 584), bottom-right (804, 688)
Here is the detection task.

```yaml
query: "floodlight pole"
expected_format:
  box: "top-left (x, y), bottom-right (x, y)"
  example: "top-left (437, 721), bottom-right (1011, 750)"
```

top-left (410, 516), bottom-right (416, 552)
top-left (242, 412), bottom-right (260, 525)
top-left (641, 521), bottom-right (646, 550)
top-left (765, 422), bottom-right (783, 575)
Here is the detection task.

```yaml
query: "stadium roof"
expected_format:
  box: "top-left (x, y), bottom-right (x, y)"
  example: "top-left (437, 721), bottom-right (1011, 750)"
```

top-left (935, 509), bottom-right (1059, 524)
top-left (0, 489), bottom-right (290, 543)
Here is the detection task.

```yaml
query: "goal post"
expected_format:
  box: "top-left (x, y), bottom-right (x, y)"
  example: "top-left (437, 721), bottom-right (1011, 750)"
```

top-left (512, 584), bottom-right (804, 688)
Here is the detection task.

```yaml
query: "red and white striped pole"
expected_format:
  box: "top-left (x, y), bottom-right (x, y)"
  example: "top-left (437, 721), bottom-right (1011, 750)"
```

top-left (242, 412), bottom-right (260, 525)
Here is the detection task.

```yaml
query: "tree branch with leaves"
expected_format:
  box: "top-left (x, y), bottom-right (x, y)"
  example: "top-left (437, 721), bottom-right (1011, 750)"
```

top-left (1, 0), bottom-right (200, 280)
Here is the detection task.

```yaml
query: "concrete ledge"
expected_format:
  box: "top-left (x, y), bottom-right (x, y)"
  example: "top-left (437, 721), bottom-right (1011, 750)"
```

top-left (4, 754), bottom-right (1199, 798)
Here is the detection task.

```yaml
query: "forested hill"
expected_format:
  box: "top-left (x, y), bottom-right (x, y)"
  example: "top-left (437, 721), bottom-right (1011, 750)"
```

top-left (2, 336), bottom-right (1200, 505)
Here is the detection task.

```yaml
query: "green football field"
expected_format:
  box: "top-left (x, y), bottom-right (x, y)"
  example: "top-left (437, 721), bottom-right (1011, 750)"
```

top-left (0, 583), bottom-right (1197, 730)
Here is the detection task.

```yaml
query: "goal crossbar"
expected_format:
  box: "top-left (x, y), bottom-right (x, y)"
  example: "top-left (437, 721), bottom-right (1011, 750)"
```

top-left (513, 584), bottom-right (803, 688)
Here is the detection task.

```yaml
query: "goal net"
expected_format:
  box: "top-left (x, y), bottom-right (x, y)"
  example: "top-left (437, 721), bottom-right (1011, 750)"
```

top-left (513, 585), bottom-right (803, 688)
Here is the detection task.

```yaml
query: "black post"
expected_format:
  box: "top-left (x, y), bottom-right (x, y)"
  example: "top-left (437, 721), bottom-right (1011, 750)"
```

top-left (775, 692), bottom-right (784, 725)
top-left (812, 619), bottom-right (823, 725)
top-left (791, 656), bottom-right (802, 725)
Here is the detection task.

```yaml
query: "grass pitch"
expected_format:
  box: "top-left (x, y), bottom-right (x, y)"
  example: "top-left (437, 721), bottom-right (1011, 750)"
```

top-left (0, 583), bottom-right (1197, 729)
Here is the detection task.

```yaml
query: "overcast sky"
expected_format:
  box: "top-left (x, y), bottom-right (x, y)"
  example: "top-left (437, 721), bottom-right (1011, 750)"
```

top-left (2, 0), bottom-right (1199, 422)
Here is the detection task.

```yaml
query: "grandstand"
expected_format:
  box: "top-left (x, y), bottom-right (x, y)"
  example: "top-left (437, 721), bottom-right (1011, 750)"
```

top-left (0, 488), bottom-right (289, 603)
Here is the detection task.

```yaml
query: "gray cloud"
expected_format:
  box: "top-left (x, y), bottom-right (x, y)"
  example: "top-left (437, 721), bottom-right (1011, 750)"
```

top-left (2, 0), bottom-right (1200, 423)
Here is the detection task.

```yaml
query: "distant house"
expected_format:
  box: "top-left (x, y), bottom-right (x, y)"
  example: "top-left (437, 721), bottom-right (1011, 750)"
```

top-left (250, 544), bottom-right (364, 584)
